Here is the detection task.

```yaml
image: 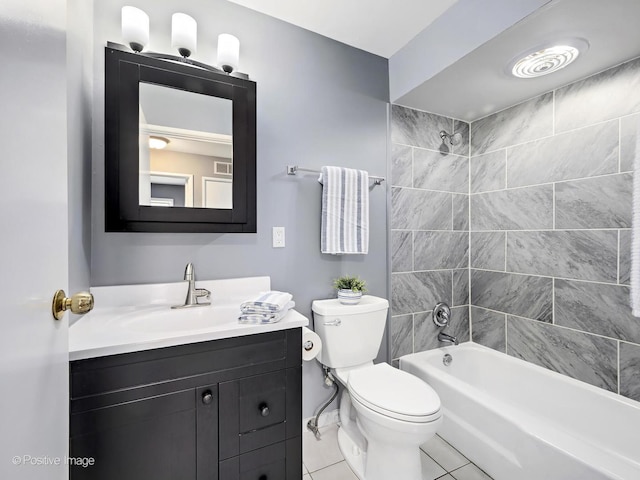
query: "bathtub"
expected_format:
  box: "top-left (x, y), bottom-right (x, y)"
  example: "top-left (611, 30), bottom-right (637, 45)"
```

top-left (400, 343), bottom-right (640, 480)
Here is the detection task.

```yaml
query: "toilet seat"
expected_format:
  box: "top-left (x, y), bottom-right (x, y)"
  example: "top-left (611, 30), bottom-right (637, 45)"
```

top-left (348, 363), bottom-right (441, 423)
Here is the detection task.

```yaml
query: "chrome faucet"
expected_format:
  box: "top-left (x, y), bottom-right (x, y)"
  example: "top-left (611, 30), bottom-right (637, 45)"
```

top-left (432, 302), bottom-right (458, 345)
top-left (171, 263), bottom-right (211, 309)
top-left (438, 331), bottom-right (459, 346)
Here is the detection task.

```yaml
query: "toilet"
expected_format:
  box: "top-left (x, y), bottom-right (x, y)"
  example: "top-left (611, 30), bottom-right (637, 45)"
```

top-left (312, 295), bottom-right (442, 480)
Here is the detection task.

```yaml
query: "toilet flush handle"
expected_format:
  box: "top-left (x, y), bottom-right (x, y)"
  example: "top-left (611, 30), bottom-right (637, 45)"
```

top-left (324, 319), bottom-right (342, 326)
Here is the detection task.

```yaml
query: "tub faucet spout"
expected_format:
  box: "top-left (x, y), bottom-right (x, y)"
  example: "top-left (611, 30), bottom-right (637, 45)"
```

top-left (438, 331), bottom-right (459, 346)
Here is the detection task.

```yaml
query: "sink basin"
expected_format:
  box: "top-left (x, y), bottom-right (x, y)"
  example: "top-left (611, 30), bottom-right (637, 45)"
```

top-left (69, 276), bottom-right (309, 360)
top-left (113, 303), bottom-right (240, 334)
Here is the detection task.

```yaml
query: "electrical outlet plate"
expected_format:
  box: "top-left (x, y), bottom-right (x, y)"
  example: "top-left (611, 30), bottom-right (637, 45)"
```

top-left (272, 227), bottom-right (285, 248)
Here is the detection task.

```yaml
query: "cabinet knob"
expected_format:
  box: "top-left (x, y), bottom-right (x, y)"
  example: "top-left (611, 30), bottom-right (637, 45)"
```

top-left (258, 475), bottom-right (267, 480)
top-left (259, 403), bottom-right (270, 417)
top-left (202, 391), bottom-right (213, 405)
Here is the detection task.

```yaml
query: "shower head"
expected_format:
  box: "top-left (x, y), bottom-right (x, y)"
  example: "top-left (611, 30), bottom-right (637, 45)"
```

top-left (440, 130), bottom-right (463, 146)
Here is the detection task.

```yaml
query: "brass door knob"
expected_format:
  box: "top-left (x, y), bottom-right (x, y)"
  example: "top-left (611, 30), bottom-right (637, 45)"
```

top-left (52, 290), bottom-right (94, 320)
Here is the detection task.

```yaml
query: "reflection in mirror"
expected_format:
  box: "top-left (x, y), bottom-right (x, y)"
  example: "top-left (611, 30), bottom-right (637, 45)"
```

top-left (138, 83), bottom-right (233, 209)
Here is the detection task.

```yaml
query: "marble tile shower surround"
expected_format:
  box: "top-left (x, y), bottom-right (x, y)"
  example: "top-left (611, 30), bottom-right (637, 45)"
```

top-left (554, 56), bottom-right (640, 133)
top-left (390, 105), bottom-right (471, 359)
top-left (554, 174), bottom-right (632, 229)
top-left (465, 55), bottom-right (640, 403)
top-left (389, 56), bottom-right (640, 404)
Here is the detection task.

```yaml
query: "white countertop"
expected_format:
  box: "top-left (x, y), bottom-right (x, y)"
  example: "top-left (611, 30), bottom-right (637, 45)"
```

top-left (69, 276), bottom-right (308, 361)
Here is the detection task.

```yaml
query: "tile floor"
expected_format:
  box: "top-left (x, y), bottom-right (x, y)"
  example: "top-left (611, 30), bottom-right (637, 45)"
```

top-left (302, 424), bottom-right (494, 480)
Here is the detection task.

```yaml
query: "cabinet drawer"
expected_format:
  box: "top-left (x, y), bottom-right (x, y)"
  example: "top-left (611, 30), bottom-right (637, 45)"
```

top-left (219, 438), bottom-right (301, 480)
top-left (238, 370), bottom-right (286, 432)
top-left (220, 367), bottom-right (300, 460)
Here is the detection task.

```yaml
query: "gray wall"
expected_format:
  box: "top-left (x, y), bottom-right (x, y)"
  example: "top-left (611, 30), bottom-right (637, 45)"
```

top-left (468, 56), bottom-right (640, 402)
top-left (389, 105), bottom-right (471, 365)
top-left (67, 0), bottom-right (94, 322)
top-left (90, 0), bottom-right (389, 418)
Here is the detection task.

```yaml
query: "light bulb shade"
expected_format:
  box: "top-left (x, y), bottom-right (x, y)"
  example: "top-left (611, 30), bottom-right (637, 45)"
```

top-left (171, 13), bottom-right (197, 58)
top-left (122, 6), bottom-right (149, 52)
top-left (217, 34), bottom-right (240, 73)
top-left (149, 136), bottom-right (169, 149)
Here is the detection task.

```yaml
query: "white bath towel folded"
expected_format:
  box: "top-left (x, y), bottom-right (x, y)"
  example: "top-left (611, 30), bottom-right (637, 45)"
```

top-left (238, 301), bottom-right (295, 324)
top-left (319, 166), bottom-right (369, 255)
top-left (631, 115), bottom-right (640, 316)
top-left (240, 291), bottom-right (293, 313)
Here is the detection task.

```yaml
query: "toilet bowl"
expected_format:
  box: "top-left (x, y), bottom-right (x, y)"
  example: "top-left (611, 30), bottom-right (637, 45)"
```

top-left (336, 362), bottom-right (441, 480)
top-left (312, 296), bottom-right (442, 480)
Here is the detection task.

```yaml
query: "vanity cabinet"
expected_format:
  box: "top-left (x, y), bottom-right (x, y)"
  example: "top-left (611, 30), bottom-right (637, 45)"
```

top-left (69, 329), bottom-right (302, 480)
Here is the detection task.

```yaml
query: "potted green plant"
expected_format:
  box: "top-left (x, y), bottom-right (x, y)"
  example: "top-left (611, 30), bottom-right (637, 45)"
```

top-left (333, 275), bottom-right (367, 305)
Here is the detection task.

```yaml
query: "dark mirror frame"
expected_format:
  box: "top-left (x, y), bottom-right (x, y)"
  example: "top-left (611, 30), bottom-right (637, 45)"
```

top-left (105, 44), bottom-right (256, 233)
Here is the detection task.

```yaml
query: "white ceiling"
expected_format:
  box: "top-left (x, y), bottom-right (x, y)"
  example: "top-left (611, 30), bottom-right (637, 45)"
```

top-left (396, 0), bottom-right (640, 121)
top-left (226, 0), bottom-right (459, 58)
top-left (227, 0), bottom-right (640, 122)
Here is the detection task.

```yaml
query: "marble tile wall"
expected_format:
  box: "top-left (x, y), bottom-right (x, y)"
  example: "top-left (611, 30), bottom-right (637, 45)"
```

top-left (390, 105), bottom-right (471, 361)
top-left (469, 56), bottom-right (640, 402)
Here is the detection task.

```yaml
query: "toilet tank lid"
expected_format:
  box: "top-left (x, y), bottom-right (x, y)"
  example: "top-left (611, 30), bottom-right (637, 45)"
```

top-left (312, 295), bottom-right (389, 316)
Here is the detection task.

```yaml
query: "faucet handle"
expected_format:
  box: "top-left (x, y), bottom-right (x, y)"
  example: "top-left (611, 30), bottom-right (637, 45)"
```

top-left (433, 302), bottom-right (451, 327)
top-left (196, 288), bottom-right (211, 300)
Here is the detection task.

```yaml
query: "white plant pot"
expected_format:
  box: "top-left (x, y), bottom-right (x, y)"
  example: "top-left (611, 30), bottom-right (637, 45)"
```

top-left (338, 289), bottom-right (363, 305)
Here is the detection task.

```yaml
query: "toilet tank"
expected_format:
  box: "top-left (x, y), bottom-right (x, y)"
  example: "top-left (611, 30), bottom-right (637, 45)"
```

top-left (312, 295), bottom-right (389, 368)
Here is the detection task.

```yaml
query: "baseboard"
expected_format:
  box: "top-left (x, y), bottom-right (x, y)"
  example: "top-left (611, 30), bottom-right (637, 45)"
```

top-left (303, 409), bottom-right (340, 433)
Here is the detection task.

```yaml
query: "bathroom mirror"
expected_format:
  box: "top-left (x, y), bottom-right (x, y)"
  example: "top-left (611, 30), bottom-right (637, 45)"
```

top-left (139, 83), bottom-right (233, 209)
top-left (105, 44), bottom-right (256, 232)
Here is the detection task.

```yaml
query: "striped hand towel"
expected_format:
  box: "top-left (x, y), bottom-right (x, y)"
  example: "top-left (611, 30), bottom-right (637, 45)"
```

top-left (238, 301), bottom-right (295, 324)
top-left (240, 291), bottom-right (293, 313)
top-left (319, 166), bottom-right (369, 254)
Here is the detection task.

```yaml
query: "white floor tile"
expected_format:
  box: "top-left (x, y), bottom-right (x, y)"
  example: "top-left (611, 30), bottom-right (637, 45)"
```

top-left (303, 424), bottom-right (344, 473)
top-left (421, 450), bottom-right (447, 479)
top-left (309, 461), bottom-right (358, 480)
top-left (420, 435), bottom-right (469, 472)
top-left (435, 476), bottom-right (455, 480)
top-left (450, 463), bottom-right (494, 480)
top-left (303, 475), bottom-right (311, 480)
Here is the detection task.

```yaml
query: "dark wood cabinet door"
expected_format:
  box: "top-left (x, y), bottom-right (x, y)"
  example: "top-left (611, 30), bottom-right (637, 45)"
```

top-left (70, 390), bottom-right (197, 480)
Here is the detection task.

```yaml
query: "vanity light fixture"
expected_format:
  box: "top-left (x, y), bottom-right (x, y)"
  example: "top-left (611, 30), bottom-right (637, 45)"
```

top-left (217, 34), bottom-right (240, 73)
top-left (121, 6), bottom-right (149, 53)
top-left (119, 8), bottom-right (246, 78)
top-left (171, 13), bottom-right (197, 58)
top-left (509, 38), bottom-right (589, 78)
top-left (149, 136), bottom-right (170, 149)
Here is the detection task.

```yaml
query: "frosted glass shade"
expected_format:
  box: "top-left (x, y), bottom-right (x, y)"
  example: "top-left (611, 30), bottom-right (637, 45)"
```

top-left (217, 34), bottom-right (240, 73)
top-left (121, 6), bottom-right (149, 52)
top-left (171, 13), bottom-right (197, 58)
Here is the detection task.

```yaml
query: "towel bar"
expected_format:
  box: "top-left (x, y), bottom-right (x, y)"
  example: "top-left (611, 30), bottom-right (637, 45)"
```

top-left (286, 165), bottom-right (385, 186)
